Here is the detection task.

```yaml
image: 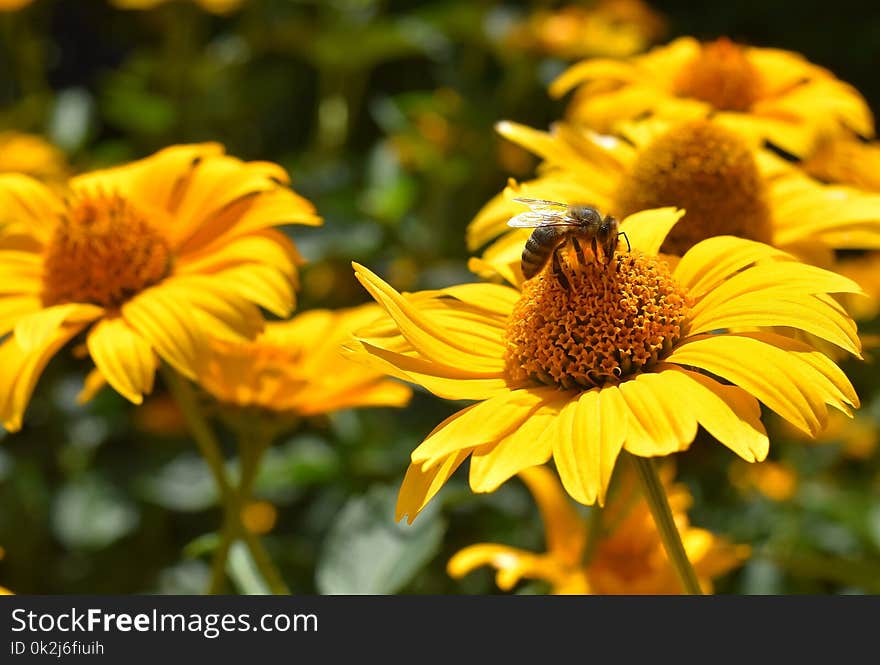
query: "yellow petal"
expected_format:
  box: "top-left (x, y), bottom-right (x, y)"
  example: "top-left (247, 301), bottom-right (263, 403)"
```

top-left (552, 388), bottom-right (627, 506)
top-left (77, 368), bottom-right (108, 404)
top-left (666, 332), bottom-right (856, 436)
top-left (619, 207), bottom-right (685, 255)
top-left (0, 295), bottom-right (42, 336)
top-left (549, 57), bottom-right (642, 98)
top-left (619, 371), bottom-right (699, 456)
top-left (86, 317), bottom-right (157, 405)
top-left (395, 449), bottom-right (469, 524)
top-left (673, 236), bottom-right (793, 297)
top-left (122, 286), bottom-right (203, 380)
top-left (447, 544), bottom-right (555, 591)
top-left (0, 324), bottom-right (85, 432)
top-left (468, 399), bottom-right (565, 493)
top-left (653, 365), bottom-right (769, 462)
top-left (14, 303), bottom-right (104, 351)
top-left (353, 263), bottom-right (505, 372)
top-left (210, 263), bottom-right (295, 318)
top-left (413, 388), bottom-right (554, 468)
top-left (0, 174), bottom-right (64, 244)
top-left (688, 293), bottom-right (861, 357)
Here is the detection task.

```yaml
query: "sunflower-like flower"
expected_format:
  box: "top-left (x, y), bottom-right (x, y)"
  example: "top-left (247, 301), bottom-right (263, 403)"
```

top-left (348, 208), bottom-right (860, 521)
top-left (551, 36), bottom-right (873, 157)
top-left (198, 304), bottom-right (412, 417)
top-left (110, 0), bottom-right (243, 14)
top-left (0, 132), bottom-right (68, 186)
top-left (468, 119), bottom-right (880, 278)
top-left (503, 0), bottom-right (666, 60)
top-left (0, 143), bottom-right (320, 432)
top-left (449, 465), bottom-right (748, 594)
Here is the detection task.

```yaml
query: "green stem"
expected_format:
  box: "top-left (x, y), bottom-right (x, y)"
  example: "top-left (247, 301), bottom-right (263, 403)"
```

top-left (233, 418), bottom-right (290, 595)
top-left (629, 454), bottom-right (703, 595)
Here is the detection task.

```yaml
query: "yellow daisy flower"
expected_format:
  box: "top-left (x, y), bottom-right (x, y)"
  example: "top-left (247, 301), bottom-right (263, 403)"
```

top-left (110, 0), bottom-right (243, 14)
top-left (551, 36), bottom-right (874, 157)
top-left (449, 465), bottom-right (748, 594)
top-left (197, 304), bottom-right (412, 416)
top-left (349, 208), bottom-right (860, 521)
top-left (503, 0), bottom-right (666, 60)
top-left (0, 132), bottom-right (68, 187)
top-left (468, 119), bottom-right (880, 275)
top-left (0, 143), bottom-right (320, 432)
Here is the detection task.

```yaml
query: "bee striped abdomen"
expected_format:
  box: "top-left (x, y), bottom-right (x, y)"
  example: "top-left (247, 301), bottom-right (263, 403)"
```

top-left (521, 226), bottom-right (567, 279)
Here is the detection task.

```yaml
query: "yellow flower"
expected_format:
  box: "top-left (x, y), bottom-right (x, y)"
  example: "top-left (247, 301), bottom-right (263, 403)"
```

top-left (110, 0), bottom-right (243, 14)
top-left (448, 465), bottom-right (748, 594)
top-left (0, 143), bottom-right (320, 432)
top-left (504, 0), bottom-right (666, 60)
top-left (802, 137), bottom-right (880, 192)
top-left (349, 208), bottom-right (860, 521)
top-left (197, 304), bottom-right (412, 416)
top-left (0, 132), bottom-right (68, 186)
top-left (782, 409), bottom-right (878, 461)
top-left (468, 119), bottom-right (880, 275)
top-left (551, 36), bottom-right (873, 157)
top-left (729, 459), bottom-right (798, 501)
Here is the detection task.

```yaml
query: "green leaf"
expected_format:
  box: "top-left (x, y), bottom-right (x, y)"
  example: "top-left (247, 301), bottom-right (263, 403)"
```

top-left (316, 484), bottom-right (445, 594)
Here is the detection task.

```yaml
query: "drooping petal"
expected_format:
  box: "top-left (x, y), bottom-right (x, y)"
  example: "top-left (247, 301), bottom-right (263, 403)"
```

top-left (652, 365), bottom-right (769, 462)
top-left (666, 332), bottom-right (857, 435)
top-left (618, 371), bottom-right (699, 457)
top-left (413, 388), bottom-right (556, 468)
top-left (468, 397), bottom-right (567, 493)
top-left (447, 544), bottom-right (562, 591)
top-left (0, 323), bottom-right (86, 432)
top-left (14, 303), bottom-right (104, 351)
top-left (552, 388), bottom-right (628, 506)
top-left (86, 317), bottom-right (158, 404)
top-left (395, 449), bottom-right (470, 524)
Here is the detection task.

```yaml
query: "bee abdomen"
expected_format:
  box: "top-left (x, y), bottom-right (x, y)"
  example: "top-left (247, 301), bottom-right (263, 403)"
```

top-left (521, 227), bottom-right (565, 279)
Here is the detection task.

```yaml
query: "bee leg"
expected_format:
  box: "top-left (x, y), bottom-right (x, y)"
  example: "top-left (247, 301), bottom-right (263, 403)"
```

top-left (551, 247), bottom-right (571, 290)
top-left (590, 236), bottom-right (600, 264)
top-left (618, 231), bottom-right (631, 253)
top-left (571, 236), bottom-right (588, 269)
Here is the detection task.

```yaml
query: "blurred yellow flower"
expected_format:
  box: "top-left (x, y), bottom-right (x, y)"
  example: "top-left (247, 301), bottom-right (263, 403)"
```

top-left (349, 208), bottom-right (860, 521)
top-left (469, 119), bottom-right (880, 273)
top-left (782, 409), bottom-right (878, 461)
top-left (198, 304), bottom-right (412, 416)
top-left (449, 465), bottom-right (748, 594)
top-left (110, 0), bottom-right (243, 14)
top-left (241, 500), bottom-right (277, 536)
top-left (729, 459), bottom-right (798, 501)
top-left (504, 0), bottom-right (666, 60)
top-left (802, 137), bottom-right (880, 192)
top-left (0, 132), bottom-right (68, 186)
top-left (551, 36), bottom-right (873, 157)
top-left (0, 0), bottom-right (33, 10)
top-left (0, 143), bottom-right (321, 432)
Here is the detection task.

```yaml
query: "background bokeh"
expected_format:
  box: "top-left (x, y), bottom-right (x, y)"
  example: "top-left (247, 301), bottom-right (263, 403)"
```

top-left (1, 0), bottom-right (878, 594)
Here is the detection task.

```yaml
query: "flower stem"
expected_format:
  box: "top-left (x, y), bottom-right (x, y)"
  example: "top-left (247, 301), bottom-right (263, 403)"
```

top-left (162, 367), bottom-right (289, 594)
top-left (629, 454), bottom-right (703, 595)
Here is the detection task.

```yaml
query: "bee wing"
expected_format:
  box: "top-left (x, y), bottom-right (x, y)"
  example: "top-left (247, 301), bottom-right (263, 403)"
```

top-left (512, 197), bottom-right (570, 212)
top-left (506, 211), bottom-right (575, 228)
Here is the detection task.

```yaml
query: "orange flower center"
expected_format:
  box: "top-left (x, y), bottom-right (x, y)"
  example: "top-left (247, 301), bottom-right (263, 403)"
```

top-left (504, 251), bottom-right (691, 389)
top-left (673, 37), bottom-right (762, 111)
top-left (614, 120), bottom-right (773, 255)
top-left (42, 191), bottom-right (172, 308)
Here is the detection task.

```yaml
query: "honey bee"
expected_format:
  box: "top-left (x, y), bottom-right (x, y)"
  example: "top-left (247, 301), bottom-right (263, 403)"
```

top-left (507, 198), bottom-right (629, 288)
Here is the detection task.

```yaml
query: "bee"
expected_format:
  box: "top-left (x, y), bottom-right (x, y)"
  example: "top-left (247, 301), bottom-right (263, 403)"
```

top-left (506, 197), bottom-right (629, 288)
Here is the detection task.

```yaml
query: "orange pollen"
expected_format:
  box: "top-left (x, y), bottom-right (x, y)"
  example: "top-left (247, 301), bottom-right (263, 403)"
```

top-left (42, 191), bottom-right (172, 308)
top-left (674, 37), bottom-right (763, 111)
top-left (614, 120), bottom-right (773, 255)
top-left (504, 251), bottom-right (692, 390)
